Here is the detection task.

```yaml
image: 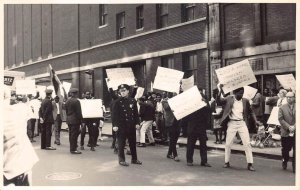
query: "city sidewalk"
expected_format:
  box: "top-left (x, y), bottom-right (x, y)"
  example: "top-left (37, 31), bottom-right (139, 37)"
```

top-left (61, 121), bottom-right (282, 160)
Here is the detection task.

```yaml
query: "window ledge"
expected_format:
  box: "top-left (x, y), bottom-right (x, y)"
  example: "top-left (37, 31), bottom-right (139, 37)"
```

top-left (98, 24), bottom-right (108, 29)
top-left (136, 27), bottom-right (144, 32)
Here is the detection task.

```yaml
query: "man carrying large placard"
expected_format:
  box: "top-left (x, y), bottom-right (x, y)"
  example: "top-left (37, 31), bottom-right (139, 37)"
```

top-left (217, 84), bottom-right (259, 171)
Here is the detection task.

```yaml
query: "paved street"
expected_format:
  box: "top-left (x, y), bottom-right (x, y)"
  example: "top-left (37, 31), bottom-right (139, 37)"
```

top-left (31, 131), bottom-right (295, 186)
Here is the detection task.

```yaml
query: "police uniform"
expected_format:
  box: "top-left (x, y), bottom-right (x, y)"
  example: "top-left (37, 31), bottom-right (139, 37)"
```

top-left (40, 89), bottom-right (55, 150)
top-left (112, 84), bottom-right (141, 165)
top-left (65, 88), bottom-right (83, 154)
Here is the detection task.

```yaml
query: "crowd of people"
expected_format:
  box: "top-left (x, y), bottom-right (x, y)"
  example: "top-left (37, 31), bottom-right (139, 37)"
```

top-left (3, 79), bottom-right (296, 186)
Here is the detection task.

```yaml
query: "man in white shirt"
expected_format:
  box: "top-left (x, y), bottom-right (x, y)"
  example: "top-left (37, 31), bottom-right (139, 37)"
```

top-left (217, 86), bottom-right (259, 171)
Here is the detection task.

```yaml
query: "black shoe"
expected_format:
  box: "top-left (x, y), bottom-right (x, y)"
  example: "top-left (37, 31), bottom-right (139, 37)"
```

top-left (114, 148), bottom-right (118, 154)
top-left (71, 150), bottom-right (82, 154)
top-left (119, 161), bottom-right (129, 166)
top-left (131, 160), bottom-right (142, 165)
top-left (138, 143), bottom-right (146, 147)
top-left (223, 162), bottom-right (230, 168)
top-left (149, 143), bottom-right (155, 146)
top-left (282, 161), bottom-right (287, 170)
top-left (167, 155), bottom-right (174, 159)
top-left (96, 144), bottom-right (100, 146)
top-left (56, 142), bottom-right (61, 145)
top-left (187, 162), bottom-right (193, 166)
top-left (247, 163), bottom-right (255, 171)
top-left (87, 144), bottom-right (91, 147)
top-left (45, 147), bottom-right (56, 150)
top-left (201, 163), bottom-right (212, 167)
top-left (91, 147), bottom-right (95, 151)
top-left (30, 139), bottom-right (36, 143)
top-left (174, 157), bottom-right (180, 162)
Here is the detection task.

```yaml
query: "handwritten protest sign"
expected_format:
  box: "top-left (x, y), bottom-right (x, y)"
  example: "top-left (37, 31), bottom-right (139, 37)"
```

top-left (267, 107), bottom-right (280, 125)
top-left (276, 74), bottom-right (296, 91)
top-left (153, 67), bottom-right (184, 94)
top-left (62, 81), bottom-right (72, 94)
top-left (135, 87), bottom-right (145, 99)
top-left (106, 68), bottom-right (135, 90)
top-left (16, 80), bottom-right (36, 95)
top-left (36, 85), bottom-right (46, 99)
top-left (79, 99), bottom-right (103, 118)
top-left (215, 59), bottom-right (257, 94)
top-left (167, 86), bottom-right (207, 120)
top-left (243, 86), bottom-right (258, 100)
top-left (181, 75), bottom-right (194, 91)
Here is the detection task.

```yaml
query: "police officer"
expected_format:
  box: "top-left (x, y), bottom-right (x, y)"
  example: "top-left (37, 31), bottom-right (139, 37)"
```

top-left (65, 88), bottom-right (83, 154)
top-left (112, 84), bottom-right (142, 166)
top-left (40, 89), bottom-right (56, 150)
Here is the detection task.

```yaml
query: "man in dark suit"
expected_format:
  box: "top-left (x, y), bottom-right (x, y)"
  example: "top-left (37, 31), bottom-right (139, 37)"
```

top-left (52, 96), bottom-right (63, 145)
top-left (186, 92), bottom-right (212, 167)
top-left (112, 84), bottom-right (142, 166)
top-left (40, 89), bottom-right (56, 150)
top-left (217, 85), bottom-right (258, 171)
top-left (278, 91), bottom-right (296, 173)
top-left (65, 88), bottom-right (83, 154)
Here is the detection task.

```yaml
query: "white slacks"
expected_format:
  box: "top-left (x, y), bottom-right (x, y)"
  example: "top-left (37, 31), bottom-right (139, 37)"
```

top-left (225, 120), bottom-right (253, 164)
top-left (136, 120), bottom-right (155, 144)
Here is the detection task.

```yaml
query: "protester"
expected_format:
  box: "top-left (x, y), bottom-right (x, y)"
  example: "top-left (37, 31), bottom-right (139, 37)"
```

top-left (278, 91), bottom-right (296, 173)
top-left (277, 89), bottom-right (287, 107)
top-left (185, 89), bottom-right (212, 167)
top-left (217, 85), bottom-right (259, 171)
top-left (51, 96), bottom-right (63, 145)
top-left (162, 92), bottom-right (181, 162)
top-left (65, 88), bottom-right (83, 154)
top-left (108, 87), bottom-right (120, 154)
top-left (27, 94), bottom-right (41, 142)
top-left (155, 93), bottom-right (165, 141)
top-left (40, 89), bottom-right (56, 150)
top-left (112, 84), bottom-right (142, 166)
top-left (136, 97), bottom-right (156, 147)
top-left (210, 89), bottom-right (224, 144)
top-left (250, 90), bottom-right (264, 133)
top-left (3, 87), bottom-right (39, 186)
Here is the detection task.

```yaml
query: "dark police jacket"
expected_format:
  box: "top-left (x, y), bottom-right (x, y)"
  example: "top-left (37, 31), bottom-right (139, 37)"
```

top-left (139, 101), bottom-right (155, 122)
top-left (65, 97), bottom-right (83, 125)
top-left (112, 97), bottom-right (139, 132)
top-left (40, 96), bottom-right (54, 124)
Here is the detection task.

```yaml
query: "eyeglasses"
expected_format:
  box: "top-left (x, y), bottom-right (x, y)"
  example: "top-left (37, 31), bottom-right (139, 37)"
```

top-left (120, 89), bottom-right (127, 92)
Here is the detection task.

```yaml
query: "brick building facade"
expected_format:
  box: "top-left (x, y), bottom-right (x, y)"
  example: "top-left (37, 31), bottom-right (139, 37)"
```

top-left (209, 3), bottom-right (296, 93)
top-left (4, 4), bottom-right (210, 106)
top-left (4, 3), bottom-right (296, 106)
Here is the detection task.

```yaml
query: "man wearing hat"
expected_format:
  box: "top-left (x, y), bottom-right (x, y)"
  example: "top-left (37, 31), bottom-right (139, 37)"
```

top-left (112, 84), bottom-right (142, 166)
top-left (65, 88), bottom-right (83, 154)
top-left (40, 89), bottom-right (56, 150)
top-left (217, 85), bottom-right (259, 171)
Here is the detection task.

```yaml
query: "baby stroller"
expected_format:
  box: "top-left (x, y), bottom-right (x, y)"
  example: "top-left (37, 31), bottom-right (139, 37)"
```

top-left (250, 125), bottom-right (281, 148)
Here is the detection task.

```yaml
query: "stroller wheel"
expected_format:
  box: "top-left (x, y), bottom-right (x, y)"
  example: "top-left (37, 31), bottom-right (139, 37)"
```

top-left (258, 143), bottom-right (264, 149)
top-left (271, 142), bottom-right (277, 148)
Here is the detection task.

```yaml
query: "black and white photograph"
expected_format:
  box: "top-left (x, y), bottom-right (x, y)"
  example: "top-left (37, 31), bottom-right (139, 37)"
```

top-left (2, 1), bottom-right (298, 189)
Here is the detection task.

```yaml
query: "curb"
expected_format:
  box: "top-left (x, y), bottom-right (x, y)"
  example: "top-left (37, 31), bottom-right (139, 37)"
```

top-left (101, 133), bottom-right (282, 161)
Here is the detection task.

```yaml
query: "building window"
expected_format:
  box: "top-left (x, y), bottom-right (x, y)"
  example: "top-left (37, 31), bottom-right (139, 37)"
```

top-left (136, 5), bottom-right (144, 29)
top-left (183, 52), bottom-right (198, 80)
top-left (182, 3), bottom-right (196, 22)
top-left (156, 4), bottom-right (168, 28)
top-left (99, 4), bottom-right (107, 26)
top-left (161, 56), bottom-right (174, 69)
top-left (116, 12), bottom-right (125, 39)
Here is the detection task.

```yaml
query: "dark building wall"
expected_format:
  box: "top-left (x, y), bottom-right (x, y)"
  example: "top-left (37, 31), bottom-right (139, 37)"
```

top-left (41, 4), bottom-right (53, 58)
top-left (32, 5), bottom-right (42, 61)
top-left (220, 3), bottom-right (296, 50)
top-left (15, 5), bottom-right (23, 66)
top-left (52, 5), bottom-right (79, 55)
top-left (7, 5), bottom-right (15, 67)
top-left (23, 5), bottom-right (32, 63)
